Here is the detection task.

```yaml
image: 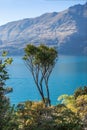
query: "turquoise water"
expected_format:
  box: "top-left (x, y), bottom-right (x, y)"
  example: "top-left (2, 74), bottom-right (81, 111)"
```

top-left (6, 55), bottom-right (87, 105)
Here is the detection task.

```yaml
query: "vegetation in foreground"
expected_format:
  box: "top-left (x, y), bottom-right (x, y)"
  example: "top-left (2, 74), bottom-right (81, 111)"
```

top-left (0, 49), bottom-right (87, 130)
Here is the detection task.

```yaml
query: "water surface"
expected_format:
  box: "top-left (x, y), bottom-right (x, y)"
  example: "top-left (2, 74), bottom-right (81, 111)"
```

top-left (6, 55), bottom-right (87, 105)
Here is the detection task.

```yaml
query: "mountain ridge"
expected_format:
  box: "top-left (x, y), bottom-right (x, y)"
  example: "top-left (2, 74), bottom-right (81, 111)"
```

top-left (0, 3), bottom-right (87, 55)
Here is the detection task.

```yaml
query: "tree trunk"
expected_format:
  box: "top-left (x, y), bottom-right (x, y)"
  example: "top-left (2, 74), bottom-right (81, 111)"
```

top-left (45, 80), bottom-right (51, 106)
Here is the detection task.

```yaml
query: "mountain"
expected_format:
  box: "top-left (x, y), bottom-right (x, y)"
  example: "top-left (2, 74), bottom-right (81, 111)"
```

top-left (0, 3), bottom-right (87, 55)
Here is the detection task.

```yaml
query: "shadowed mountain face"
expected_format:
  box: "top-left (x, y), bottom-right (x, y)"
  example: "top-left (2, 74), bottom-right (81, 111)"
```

top-left (0, 3), bottom-right (87, 55)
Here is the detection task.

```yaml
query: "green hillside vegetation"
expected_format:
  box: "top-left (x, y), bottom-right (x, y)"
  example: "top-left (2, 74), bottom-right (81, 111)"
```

top-left (0, 49), bottom-right (87, 130)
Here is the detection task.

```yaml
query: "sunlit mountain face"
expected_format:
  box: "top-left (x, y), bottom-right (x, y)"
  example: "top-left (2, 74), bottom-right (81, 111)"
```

top-left (0, 3), bottom-right (87, 55)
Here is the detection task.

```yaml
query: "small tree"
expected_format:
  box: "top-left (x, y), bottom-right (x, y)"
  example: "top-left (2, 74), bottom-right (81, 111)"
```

top-left (23, 44), bottom-right (58, 106)
top-left (74, 86), bottom-right (87, 99)
top-left (0, 51), bottom-right (13, 129)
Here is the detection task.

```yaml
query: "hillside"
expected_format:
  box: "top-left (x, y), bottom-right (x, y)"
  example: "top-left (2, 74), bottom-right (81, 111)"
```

top-left (0, 3), bottom-right (87, 55)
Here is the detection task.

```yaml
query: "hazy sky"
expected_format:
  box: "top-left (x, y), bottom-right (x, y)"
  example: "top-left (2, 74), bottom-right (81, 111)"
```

top-left (0, 0), bottom-right (86, 26)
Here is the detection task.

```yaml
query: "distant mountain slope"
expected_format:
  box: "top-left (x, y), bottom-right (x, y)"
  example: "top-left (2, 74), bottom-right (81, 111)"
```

top-left (0, 3), bottom-right (87, 55)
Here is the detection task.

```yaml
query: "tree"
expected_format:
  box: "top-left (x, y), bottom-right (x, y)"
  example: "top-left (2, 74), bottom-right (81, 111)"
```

top-left (74, 86), bottom-right (87, 99)
top-left (23, 44), bottom-right (58, 106)
top-left (16, 101), bottom-right (82, 130)
top-left (58, 88), bottom-right (87, 130)
top-left (76, 95), bottom-right (87, 129)
top-left (53, 104), bottom-right (82, 130)
top-left (0, 51), bottom-right (13, 130)
top-left (58, 94), bottom-right (77, 113)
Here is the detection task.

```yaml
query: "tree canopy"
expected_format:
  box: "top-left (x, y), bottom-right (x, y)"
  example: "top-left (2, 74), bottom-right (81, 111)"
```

top-left (58, 86), bottom-right (87, 129)
top-left (0, 51), bottom-right (13, 130)
top-left (23, 44), bottom-right (58, 106)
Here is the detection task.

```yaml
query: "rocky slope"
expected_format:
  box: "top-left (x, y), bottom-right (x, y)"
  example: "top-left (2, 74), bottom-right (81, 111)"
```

top-left (0, 3), bottom-right (87, 55)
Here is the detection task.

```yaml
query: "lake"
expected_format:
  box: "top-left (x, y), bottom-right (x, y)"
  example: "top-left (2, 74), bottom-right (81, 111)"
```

top-left (6, 55), bottom-right (87, 105)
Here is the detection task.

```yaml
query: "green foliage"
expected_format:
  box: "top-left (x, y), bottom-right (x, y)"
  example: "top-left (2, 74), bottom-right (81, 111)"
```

top-left (0, 52), bottom-right (14, 130)
top-left (0, 52), bottom-right (13, 85)
top-left (58, 94), bottom-right (75, 105)
top-left (74, 86), bottom-right (87, 99)
top-left (1, 106), bottom-right (19, 130)
top-left (0, 51), bottom-right (86, 130)
top-left (2, 51), bottom-right (8, 57)
top-left (53, 104), bottom-right (82, 130)
top-left (58, 94), bottom-right (77, 112)
top-left (24, 44), bottom-right (57, 68)
top-left (58, 87), bottom-right (87, 129)
top-left (23, 44), bottom-right (58, 106)
top-left (76, 95), bottom-right (87, 128)
top-left (15, 101), bottom-right (82, 130)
